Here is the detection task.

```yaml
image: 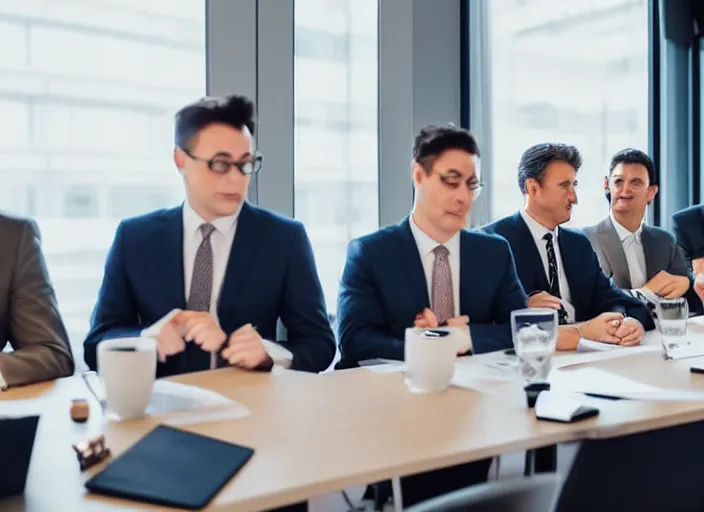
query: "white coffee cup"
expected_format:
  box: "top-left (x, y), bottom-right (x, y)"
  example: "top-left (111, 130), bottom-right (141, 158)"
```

top-left (404, 327), bottom-right (460, 393)
top-left (97, 337), bottom-right (157, 421)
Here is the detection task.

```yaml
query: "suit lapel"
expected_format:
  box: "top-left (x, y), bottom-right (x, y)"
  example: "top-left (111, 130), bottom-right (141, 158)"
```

top-left (640, 226), bottom-right (659, 281)
top-left (160, 207), bottom-right (186, 309)
top-left (398, 218), bottom-right (431, 311)
top-left (218, 202), bottom-right (259, 315)
top-left (459, 231), bottom-right (473, 313)
top-left (600, 218), bottom-right (632, 288)
top-left (556, 228), bottom-right (585, 314)
top-left (513, 212), bottom-right (550, 292)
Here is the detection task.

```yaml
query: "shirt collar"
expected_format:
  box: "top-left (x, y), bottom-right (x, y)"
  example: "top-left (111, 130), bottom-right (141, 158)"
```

top-left (609, 212), bottom-right (643, 242)
top-left (182, 200), bottom-right (238, 237)
top-left (408, 212), bottom-right (460, 257)
top-left (519, 209), bottom-right (558, 243)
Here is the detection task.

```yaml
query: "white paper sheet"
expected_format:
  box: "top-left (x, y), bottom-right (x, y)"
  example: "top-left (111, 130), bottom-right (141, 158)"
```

top-left (81, 373), bottom-right (249, 426)
top-left (553, 344), bottom-right (660, 369)
top-left (549, 367), bottom-right (661, 397)
top-left (616, 390), bottom-right (704, 401)
top-left (663, 341), bottom-right (704, 360)
top-left (576, 339), bottom-right (622, 352)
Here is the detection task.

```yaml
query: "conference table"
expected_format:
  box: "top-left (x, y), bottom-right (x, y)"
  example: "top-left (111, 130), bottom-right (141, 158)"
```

top-left (5, 325), bottom-right (704, 512)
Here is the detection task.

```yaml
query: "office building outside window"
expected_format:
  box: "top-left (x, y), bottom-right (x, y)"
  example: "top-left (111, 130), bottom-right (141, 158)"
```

top-left (489, 0), bottom-right (649, 226)
top-left (0, 1), bottom-right (205, 363)
top-left (293, 0), bottom-right (379, 326)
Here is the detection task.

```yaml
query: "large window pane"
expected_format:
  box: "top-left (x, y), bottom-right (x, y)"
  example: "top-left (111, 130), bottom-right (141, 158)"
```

top-left (294, 0), bottom-right (379, 325)
top-left (489, 0), bottom-right (649, 226)
top-left (0, 1), bottom-right (205, 363)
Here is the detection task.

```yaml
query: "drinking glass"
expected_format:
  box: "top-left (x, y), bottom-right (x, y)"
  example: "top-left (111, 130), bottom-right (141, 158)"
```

top-left (511, 308), bottom-right (558, 382)
top-left (656, 297), bottom-right (689, 358)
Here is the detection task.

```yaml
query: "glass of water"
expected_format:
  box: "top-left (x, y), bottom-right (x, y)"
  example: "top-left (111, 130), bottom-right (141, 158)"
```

top-left (656, 297), bottom-right (689, 357)
top-left (511, 308), bottom-right (558, 382)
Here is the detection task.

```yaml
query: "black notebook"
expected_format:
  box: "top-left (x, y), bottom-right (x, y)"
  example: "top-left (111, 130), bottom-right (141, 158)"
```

top-left (85, 425), bottom-right (254, 510)
top-left (0, 415), bottom-right (39, 497)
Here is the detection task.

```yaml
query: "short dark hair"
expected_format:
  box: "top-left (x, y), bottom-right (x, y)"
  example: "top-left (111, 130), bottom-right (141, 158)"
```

top-left (608, 148), bottom-right (656, 185)
top-left (517, 143), bottom-right (582, 194)
top-left (412, 124), bottom-right (480, 171)
top-left (174, 95), bottom-right (255, 151)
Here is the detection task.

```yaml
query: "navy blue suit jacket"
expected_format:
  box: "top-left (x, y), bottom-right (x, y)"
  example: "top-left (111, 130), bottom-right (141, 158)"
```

top-left (336, 218), bottom-right (528, 369)
top-left (482, 212), bottom-right (652, 328)
top-left (673, 205), bottom-right (704, 264)
top-left (84, 202), bottom-right (335, 376)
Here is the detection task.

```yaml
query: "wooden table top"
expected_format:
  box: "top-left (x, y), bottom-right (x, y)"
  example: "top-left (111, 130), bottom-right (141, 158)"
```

top-left (4, 329), bottom-right (704, 511)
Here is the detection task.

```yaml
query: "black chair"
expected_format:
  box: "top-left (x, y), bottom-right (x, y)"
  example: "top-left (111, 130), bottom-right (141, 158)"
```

top-left (404, 474), bottom-right (561, 512)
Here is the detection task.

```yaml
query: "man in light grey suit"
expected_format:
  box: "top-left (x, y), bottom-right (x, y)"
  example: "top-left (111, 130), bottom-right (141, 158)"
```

top-left (584, 149), bottom-right (701, 314)
top-left (0, 213), bottom-right (74, 389)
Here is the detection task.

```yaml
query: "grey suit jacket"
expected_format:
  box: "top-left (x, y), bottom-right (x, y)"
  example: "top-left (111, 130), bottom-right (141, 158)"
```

top-left (0, 214), bottom-right (74, 387)
top-left (583, 217), bottom-right (702, 312)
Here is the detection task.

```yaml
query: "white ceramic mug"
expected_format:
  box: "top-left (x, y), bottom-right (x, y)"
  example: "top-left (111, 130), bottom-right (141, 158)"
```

top-left (97, 337), bottom-right (157, 421)
top-left (404, 327), bottom-right (460, 393)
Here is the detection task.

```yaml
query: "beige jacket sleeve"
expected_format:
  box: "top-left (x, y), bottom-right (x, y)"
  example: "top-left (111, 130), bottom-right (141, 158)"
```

top-left (0, 219), bottom-right (74, 387)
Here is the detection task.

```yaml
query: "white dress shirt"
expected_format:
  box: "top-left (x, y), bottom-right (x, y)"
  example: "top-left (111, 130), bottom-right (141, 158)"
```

top-left (519, 209), bottom-right (576, 322)
top-left (180, 201), bottom-right (292, 368)
top-left (609, 213), bottom-right (647, 289)
top-left (182, 201), bottom-right (238, 315)
top-left (409, 214), bottom-right (461, 318)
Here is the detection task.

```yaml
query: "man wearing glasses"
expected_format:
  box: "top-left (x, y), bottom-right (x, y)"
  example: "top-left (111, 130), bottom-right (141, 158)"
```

top-left (336, 125), bottom-right (527, 506)
top-left (84, 95), bottom-right (335, 378)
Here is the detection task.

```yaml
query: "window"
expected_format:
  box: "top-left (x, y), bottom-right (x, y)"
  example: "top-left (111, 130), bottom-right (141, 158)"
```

top-left (0, 0), bottom-right (205, 363)
top-left (294, 0), bottom-right (379, 323)
top-left (489, 0), bottom-right (649, 227)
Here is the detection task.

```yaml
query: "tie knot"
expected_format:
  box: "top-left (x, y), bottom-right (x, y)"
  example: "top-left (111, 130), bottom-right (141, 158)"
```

top-left (543, 232), bottom-right (553, 243)
top-left (433, 245), bottom-right (449, 258)
top-left (200, 223), bottom-right (215, 239)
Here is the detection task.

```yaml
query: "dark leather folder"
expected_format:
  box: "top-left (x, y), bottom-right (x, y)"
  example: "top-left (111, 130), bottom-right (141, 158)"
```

top-left (85, 424), bottom-right (254, 510)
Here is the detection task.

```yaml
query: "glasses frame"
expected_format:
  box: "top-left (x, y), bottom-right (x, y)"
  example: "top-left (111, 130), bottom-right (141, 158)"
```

top-left (182, 148), bottom-right (263, 176)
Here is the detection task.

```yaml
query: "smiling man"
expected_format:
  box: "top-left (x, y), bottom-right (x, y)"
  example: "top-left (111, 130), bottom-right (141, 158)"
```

top-left (336, 124), bottom-right (527, 506)
top-left (584, 148), bottom-right (700, 313)
top-left (84, 95), bottom-right (335, 379)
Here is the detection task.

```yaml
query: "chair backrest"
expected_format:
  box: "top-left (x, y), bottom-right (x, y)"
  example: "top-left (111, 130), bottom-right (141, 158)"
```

top-left (555, 420), bottom-right (704, 511)
top-left (405, 474), bottom-right (562, 512)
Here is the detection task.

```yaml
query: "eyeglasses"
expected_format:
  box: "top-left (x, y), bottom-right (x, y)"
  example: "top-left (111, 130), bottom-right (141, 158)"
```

top-left (433, 171), bottom-right (484, 198)
top-left (182, 148), bottom-right (263, 176)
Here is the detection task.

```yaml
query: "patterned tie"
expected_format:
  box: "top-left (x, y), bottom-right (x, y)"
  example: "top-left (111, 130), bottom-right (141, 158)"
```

top-left (186, 223), bottom-right (216, 370)
top-left (187, 223), bottom-right (215, 312)
top-left (432, 245), bottom-right (454, 324)
top-left (543, 233), bottom-right (568, 325)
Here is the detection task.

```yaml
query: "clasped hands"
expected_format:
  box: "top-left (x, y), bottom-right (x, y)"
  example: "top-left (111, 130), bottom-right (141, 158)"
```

top-left (528, 291), bottom-right (643, 347)
top-left (153, 311), bottom-right (271, 369)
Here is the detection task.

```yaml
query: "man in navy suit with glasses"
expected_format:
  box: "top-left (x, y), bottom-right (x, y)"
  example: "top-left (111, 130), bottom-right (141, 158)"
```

top-left (84, 95), bottom-right (335, 384)
top-left (336, 124), bottom-right (528, 506)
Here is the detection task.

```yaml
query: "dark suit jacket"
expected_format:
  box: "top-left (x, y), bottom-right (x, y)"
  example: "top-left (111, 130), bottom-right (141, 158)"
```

top-left (84, 202), bottom-right (335, 376)
top-left (482, 212), bottom-right (652, 328)
top-left (336, 218), bottom-right (528, 369)
top-left (673, 205), bottom-right (704, 263)
top-left (0, 214), bottom-right (74, 387)
top-left (583, 217), bottom-right (701, 314)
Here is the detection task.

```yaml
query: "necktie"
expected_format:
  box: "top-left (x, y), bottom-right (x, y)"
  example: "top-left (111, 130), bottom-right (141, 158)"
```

top-left (186, 223), bottom-right (216, 369)
top-left (431, 245), bottom-right (454, 324)
top-left (543, 233), bottom-right (568, 325)
top-left (623, 232), bottom-right (647, 289)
